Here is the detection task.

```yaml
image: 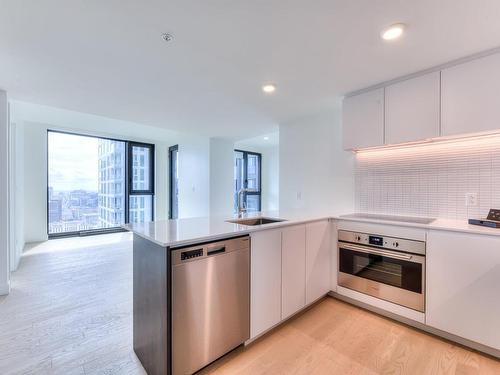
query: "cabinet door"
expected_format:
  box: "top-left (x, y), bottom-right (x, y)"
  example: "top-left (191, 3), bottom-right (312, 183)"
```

top-left (281, 225), bottom-right (306, 319)
top-left (385, 72), bottom-right (440, 144)
top-left (427, 230), bottom-right (500, 349)
top-left (442, 52), bottom-right (500, 137)
top-left (305, 220), bottom-right (331, 304)
top-left (250, 229), bottom-right (282, 339)
top-left (343, 88), bottom-right (384, 150)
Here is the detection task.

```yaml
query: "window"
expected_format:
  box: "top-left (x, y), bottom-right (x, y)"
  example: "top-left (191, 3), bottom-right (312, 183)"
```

top-left (129, 143), bottom-right (153, 193)
top-left (169, 145), bottom-right (179, 219)
top-left (234, 150), bottom-right (262, 213)
top-left (128, 142), bottom-right (155, 223)
top-left (47, 131), bottom-right (155, 238)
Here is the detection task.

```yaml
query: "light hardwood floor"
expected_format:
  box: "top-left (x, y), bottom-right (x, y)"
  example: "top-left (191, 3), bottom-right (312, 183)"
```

top-left (0, 233), bottom-right (146, 375)
top-left (1, 234), bottom-right (499, 375)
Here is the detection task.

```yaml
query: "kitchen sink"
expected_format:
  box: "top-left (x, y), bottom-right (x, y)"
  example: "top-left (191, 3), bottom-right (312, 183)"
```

top-left (226, 217), bottom-right (285, 226)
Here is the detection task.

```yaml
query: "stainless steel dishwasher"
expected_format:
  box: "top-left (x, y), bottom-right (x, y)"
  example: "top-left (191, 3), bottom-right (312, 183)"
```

top-left (171, 236), bottom-right (250, 375)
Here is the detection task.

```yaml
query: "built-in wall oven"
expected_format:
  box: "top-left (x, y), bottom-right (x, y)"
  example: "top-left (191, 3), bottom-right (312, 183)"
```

top-left (338, 230), bottom-right (425, 312)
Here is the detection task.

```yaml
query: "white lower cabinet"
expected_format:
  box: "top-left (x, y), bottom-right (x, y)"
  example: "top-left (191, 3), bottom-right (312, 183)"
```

top-left (250, 220), bottom-right (332, 340)
top-left (281, 225), bottom-right (306, 319)
top-left (305, 220), bottom-right (332, 304)
top-left (427, 230), bottom-right (500, 350)
top-left (250, 229), bottom-right (282, 339)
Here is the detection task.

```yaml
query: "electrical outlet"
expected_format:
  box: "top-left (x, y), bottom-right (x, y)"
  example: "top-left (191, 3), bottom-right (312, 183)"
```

top-left (465, 192), bottom-right (478, 207)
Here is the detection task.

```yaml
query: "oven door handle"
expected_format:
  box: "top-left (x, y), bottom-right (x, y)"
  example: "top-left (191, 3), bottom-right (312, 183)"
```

top-left (340, 243), bottom-right (414, 261)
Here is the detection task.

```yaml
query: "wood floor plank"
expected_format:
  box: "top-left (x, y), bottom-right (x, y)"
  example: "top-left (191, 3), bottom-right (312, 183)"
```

top-left (0, 233), bottom-right (499, 375)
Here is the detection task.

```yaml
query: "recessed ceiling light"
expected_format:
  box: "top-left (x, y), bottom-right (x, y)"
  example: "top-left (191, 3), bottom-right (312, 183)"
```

top-left (381, 23), bottom-right (406, 41)
top-left (262, 84), bottom-right (276, 94)
top-left (161, 33), bottom-right (174, 42)
top-left (263, 136), bottom-right (269, 141)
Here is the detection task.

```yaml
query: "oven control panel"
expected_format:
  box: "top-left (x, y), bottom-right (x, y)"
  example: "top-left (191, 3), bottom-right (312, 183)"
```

top-left (338, 230), bottom-right (426, 255)
top-left (368, 235), bottom-right (384, 247)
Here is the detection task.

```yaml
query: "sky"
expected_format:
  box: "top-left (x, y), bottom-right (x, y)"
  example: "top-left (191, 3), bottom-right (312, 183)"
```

top-left (48, 132), bottom-right (99, 192)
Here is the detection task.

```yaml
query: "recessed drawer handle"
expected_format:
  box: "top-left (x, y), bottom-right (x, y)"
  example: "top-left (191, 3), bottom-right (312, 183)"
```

top-left (207, 246), bottom-right (226, 256)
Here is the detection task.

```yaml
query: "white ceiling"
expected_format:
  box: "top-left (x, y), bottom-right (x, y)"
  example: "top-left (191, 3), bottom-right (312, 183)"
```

top-left (1, 0), bottom-right (500, 139)
top-left (236, 132), bottom-right (279, 150)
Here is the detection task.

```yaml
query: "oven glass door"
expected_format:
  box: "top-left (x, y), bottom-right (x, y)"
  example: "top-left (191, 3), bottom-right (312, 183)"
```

top-left (339, 245), bottom-right (422, 294)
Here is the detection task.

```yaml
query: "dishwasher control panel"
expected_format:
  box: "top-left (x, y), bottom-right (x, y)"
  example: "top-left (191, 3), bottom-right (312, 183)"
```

top-left (172, 236), bottom-right (250, 265)
top-left (181, 248), bottom-right (204, 261)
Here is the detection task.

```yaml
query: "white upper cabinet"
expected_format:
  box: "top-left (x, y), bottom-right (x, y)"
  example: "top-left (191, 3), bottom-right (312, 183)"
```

top-left (442, 52), bottom-right (500, 137)
top-left (305, 220), bottom-right (331, 304)
top-left (385, 72), bottom-right (440, 144)
top-left (281, 225), bottom-right (306, 320)
top-left (427, 230), bottom-right (500, 350)
top-left (343, 88), bottom-right (384, 150)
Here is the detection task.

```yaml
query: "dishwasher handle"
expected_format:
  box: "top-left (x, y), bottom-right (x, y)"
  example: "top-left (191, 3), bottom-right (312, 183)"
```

top-left (207, 246), bottom-right (226, 256)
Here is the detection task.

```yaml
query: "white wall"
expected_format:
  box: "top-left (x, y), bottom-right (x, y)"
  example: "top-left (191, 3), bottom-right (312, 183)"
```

top-left (209, 138), bottom-right (234, 216)
top-left (262, 145), bottom-right (279, 211)
top-left (9, 122), bottom-right (24, 271)
top-left (177, 136), bottom-right (210, 218)
top-left (0, 90), bottom-right (10, 294)
top-left (23, 121), bottom-right (47, 243)
top-left (279, 104), bottom-right (354, 214)
top-left (11, 101), bottom-right (211, 244)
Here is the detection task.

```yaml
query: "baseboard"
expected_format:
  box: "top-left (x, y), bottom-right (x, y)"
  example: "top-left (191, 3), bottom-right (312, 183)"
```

top-left (329, 291), bottom-right (500, 359)
top-left (0, 280), bottom-right (10, 295)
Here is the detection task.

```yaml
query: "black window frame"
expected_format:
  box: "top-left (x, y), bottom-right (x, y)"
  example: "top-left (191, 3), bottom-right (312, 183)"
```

top-left (46, 130), bottom-right (155, 239)
top-left (234, 149), bottom-right (262, 212)
top-left (169, 145), bottom-right (179, 219)
top-left (128, 142), bottom-right (155, 195)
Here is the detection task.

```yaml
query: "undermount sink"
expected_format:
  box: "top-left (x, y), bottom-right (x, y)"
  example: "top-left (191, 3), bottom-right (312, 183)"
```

top-left (226, 217), bottom-right (285, 226)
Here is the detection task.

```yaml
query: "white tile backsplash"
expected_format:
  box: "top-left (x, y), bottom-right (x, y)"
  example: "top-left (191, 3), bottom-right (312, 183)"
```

top-left (355, 135), bottom-right (500, 220)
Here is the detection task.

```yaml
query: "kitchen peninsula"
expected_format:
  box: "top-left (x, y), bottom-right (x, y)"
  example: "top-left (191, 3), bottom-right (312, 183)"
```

top-left (128, 211), bottom-right (500, 375)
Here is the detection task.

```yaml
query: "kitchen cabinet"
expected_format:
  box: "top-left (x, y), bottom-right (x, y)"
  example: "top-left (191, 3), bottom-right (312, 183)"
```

top-left (385, 72), bottom-right (440, 144)
top-left (281, 225), bottom-right (306, 319)
top-left (426, 230), bottom-right (500, 350)
top-left (250, 221), bottom-right (335, 338)
top-left (441, 52), bottom-right (500, 137)
top-left (343, 88), bottom-right (384, 150)
top-left (305, 220), bottom-right (332, 304)
top-left (250, 229), bottom-right (282, 339)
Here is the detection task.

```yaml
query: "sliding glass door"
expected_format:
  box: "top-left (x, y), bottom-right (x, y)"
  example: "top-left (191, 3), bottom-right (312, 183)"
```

top-left (48, 131), bottom-right (154, 237)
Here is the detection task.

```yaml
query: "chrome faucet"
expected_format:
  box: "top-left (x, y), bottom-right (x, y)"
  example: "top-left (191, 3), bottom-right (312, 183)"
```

top-left (237, 188), bottom-right (257, 216)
